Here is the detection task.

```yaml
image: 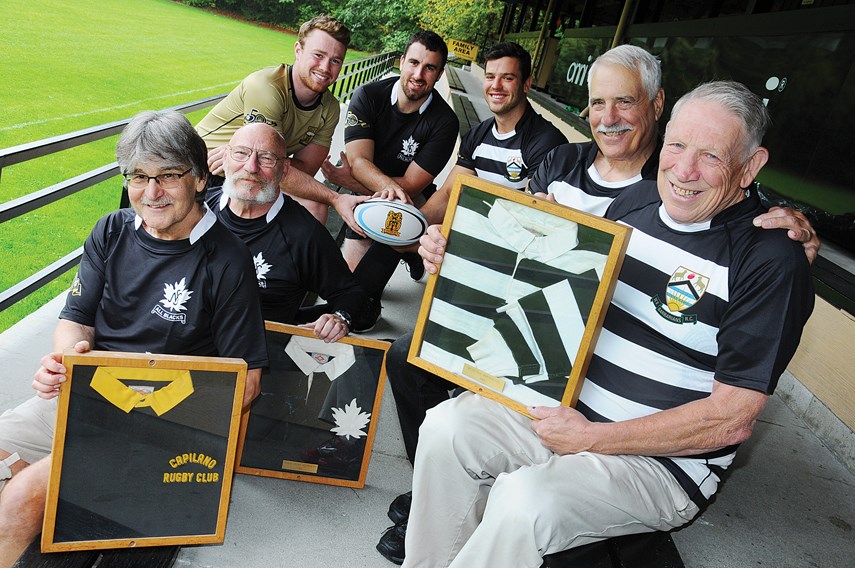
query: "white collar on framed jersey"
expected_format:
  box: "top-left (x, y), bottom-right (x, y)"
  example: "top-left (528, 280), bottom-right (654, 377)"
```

top-left (284, 335), bottom-right (356, 380)
top-left (134, 203), bottom-right (217, 245)
top-left (487, 199), bottom-right (580, 262)
top-left (390, 79), bottom-right (434, 114)
top-left (218, 191), bottom-right (285, 224)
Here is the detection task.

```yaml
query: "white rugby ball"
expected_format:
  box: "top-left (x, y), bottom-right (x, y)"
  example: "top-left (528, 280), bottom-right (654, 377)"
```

top-left (353, 198), bottom-right (427, 246)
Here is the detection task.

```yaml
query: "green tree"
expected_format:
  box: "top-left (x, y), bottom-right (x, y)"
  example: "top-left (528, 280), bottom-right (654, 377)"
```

top-left (417, 0), bottom-right (503, 44)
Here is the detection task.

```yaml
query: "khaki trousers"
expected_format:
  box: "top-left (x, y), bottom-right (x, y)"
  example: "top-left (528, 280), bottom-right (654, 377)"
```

top-left (403, 392), bottom-right (700, 568)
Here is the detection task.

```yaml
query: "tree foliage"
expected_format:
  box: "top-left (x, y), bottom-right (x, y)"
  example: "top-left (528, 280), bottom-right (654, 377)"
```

top-left (174, 0), bottom-right (501, 52)
top-left (417, 0), bottom-right (503, 44)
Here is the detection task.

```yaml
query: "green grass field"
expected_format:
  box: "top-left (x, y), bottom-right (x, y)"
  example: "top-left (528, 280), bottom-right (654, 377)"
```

top-left (0, 0), bottom-right (367, 332)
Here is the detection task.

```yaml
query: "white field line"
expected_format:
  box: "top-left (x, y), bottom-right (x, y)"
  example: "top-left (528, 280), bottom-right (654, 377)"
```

top-left (0, 82), bottom-right (239, 133)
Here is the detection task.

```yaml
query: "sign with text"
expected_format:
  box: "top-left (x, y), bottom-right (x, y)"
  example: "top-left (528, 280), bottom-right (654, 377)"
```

top-left (447, 39), bottom-right (479, 62)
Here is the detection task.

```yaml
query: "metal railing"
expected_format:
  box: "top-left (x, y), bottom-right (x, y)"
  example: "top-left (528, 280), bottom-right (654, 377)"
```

top-left (0, 52), bottom-right (398, 314)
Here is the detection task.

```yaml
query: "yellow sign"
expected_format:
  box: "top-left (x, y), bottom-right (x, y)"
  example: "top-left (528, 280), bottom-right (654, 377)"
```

top-left (447, 39), bottom-right (479, 62)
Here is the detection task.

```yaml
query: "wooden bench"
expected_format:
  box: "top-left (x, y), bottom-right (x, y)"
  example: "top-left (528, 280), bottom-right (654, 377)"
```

top-left (450, 92), bottom-right (481, 138)
top-left (13, 540), bottom-right (179, 568)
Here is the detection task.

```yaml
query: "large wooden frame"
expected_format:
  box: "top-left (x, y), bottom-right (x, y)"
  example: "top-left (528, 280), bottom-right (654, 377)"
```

top-left (42, 351), bottom-right (248, 552)
top-left (409, 174), bottom-right (630, 417)
top-left (235, 323), bottom-right (389, 489)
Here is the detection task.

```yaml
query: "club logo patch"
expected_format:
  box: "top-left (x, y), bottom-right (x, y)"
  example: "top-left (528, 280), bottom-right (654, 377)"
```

top-left (344, 110), bottom-right (368, 128)
top-left (70, 273), bottom-right (82, 296)
top-left (381, 211), bottom-right (403, 238)
top-left (245, 108), bottom-right (276, 127)
top-left (152, 277), bottom-right (193, 324)
top-left (651, 266), bottom-right (709, 324)
top-left (506, 156), bottom-right (524, 181)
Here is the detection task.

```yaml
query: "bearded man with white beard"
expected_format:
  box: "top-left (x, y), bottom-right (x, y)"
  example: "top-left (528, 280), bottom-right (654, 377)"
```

top-left (208, 123), bottom-right (368, 343)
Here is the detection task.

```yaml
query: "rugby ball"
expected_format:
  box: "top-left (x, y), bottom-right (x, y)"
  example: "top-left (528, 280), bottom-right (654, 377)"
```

top-left (353, 198), bottom-right (428, 246)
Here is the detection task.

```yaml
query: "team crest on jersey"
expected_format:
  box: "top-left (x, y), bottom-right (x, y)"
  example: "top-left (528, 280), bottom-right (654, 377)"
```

top-left (253, 252), bottom-right (272, 289)
top-left (381, 211), bottom-right (403, 238)
top-left (651, 266), bottom-right (709, 324)
top-left (398, 136), bottom-right (419, 162)
top-left (505, 156), bottom-right (524, 181)
top-left (70, 273), bottom-right (82, 296)
top-left (245, 108), bottom-right (276, 127)
top-left (151, 277), bottom-right (194, 324)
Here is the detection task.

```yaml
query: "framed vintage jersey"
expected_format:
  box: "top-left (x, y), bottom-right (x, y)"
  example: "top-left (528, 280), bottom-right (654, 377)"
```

top-left (42, 351), bottom-right (248, 552)
top-left (236, 323), bottom-right (390, 488)
top-left (408, 174), bottom-right (630, 417)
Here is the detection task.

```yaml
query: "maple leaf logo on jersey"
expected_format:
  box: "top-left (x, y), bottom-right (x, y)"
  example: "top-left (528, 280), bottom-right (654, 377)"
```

top-left (152, 277), bottom-right (194, 324)
top-left (330, 398), bottom-right (371, 440)
top-left (398, 136), bottom-right (419, 162)
top-left (161, 278), bottom-right (193, 312)
top-left (253, 252), bottom-right (272, 288)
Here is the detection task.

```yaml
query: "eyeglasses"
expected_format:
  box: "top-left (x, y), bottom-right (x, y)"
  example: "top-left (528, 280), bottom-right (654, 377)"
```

top-left (227, 145), bottom-right (284, 168)
top-left (123, 168), bottom-right (193, 190)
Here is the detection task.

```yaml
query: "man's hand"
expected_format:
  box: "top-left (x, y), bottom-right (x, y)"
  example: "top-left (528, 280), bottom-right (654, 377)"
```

top-left (321, 152), bottom-right (360, 190)
top-left (372, 186), bottom-right (412, 204)
top-left (207, 146), bottom-right (228, 176)
top-left (418, 225), bottom-right (446, 275)
top-left (303, 313), bottom-right (350, 343)
top-left (32, 341), bottom-right (91, 400)
top-left (331, 192), bottom-right (371, 236)
top-left (753, 206), bottom-right (820, 264)
top-left (243, 368), bottom-right (262, 408)
top-left (529, 405), bottom-right (592, 455)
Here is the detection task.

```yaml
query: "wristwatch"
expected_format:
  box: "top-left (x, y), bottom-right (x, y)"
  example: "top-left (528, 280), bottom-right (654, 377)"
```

top-left (333, 309), bottom-right (352, 330)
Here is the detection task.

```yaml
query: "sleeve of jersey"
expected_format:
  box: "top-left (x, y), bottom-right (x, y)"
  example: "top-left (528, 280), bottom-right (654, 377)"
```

top-left (238, 70), bottom-right (289, 129)
top-left (524, 125), bottom-right (569, 173)
top-left (413, 111), bottom-right (460, 176)
top-left (59, 215), bottom-right (111, 327)
top-left (455, 126), bottom-right (480, 170)
top-left (714, 241), bottom-right (814, 394)
top-left (343, 86), bottom-right (375, 143)
top-left (210, 246), bottom-right (269, 370)
top-left (295, 221), bottom-right (368, 322)
top-left (528, 146), bottom-right (561, 194)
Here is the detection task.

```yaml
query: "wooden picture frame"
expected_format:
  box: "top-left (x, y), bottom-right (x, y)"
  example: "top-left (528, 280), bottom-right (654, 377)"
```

top-left (408, 174), bottom-right (630, 417)
top-left (235, 323), bottom-right (389, 489)
top-left (42, 351), bottom-right (248, 552)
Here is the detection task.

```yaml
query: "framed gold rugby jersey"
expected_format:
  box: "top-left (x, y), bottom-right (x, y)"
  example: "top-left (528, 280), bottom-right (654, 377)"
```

top-left (409, 175), bottom-right (630, 418)
top-left (42, 351), bottom-right (248, 552)
top-left (236, 323), bottom-right (390, 489)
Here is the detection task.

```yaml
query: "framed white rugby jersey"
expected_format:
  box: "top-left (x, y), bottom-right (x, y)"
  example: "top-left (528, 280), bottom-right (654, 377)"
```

top-left (235, 323), bottom-right (390, 489)
top-left (42, 351), bottom-right (248, 552)
top-left (409, 174), bottom-right (630, 417)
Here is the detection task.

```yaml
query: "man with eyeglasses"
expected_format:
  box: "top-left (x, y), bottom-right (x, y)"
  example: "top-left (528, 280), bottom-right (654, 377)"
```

top-left (207, 122), bottom-right (368, 340)
top-left (196, 14), bottom-right (357, 226)
top-left (0, 110), bottom-right (267, 565)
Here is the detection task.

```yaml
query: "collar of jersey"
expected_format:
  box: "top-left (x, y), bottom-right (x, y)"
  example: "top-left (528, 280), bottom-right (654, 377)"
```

top-left (90, 367), bottom-right (194, 416)
top-left (134, 203), bottom-right (217, 245)
top-left (284, 336), bottom-right (356, 380)
top-left (487, 199), bottom-right (579, 262)
top-left (390, 79), bottom-right (434, 114)
top-left (219, 191), bottom-right (284, 224)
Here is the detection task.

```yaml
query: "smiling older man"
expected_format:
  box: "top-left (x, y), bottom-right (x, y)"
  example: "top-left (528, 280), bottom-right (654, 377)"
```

top-left (0, 110), bottom-right (267, 565)
top-left (403, 80), bottom-right (815, 568)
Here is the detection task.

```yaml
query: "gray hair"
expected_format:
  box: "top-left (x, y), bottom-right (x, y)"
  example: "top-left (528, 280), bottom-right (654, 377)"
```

top-left (116, 110), bottom-right (209, 184)
top-left (670, 81), bottom-right (772, 161)
top-left (589, 44), bottom-right (661, 101)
